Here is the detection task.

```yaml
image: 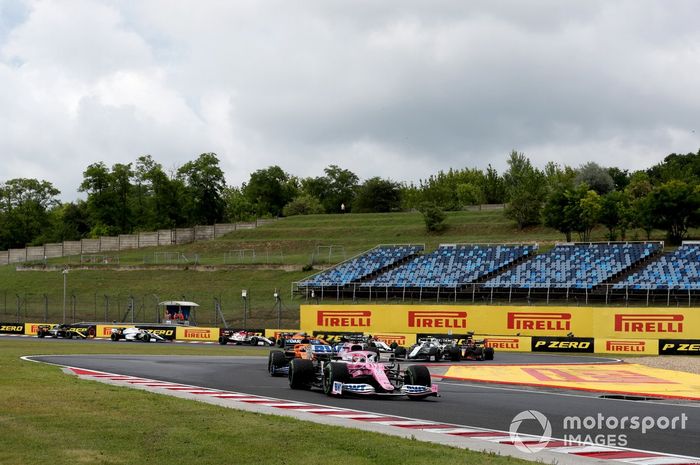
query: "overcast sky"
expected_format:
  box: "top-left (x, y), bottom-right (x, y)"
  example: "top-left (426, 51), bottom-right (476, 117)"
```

top-left (2, 0), bottom-right (700, 200)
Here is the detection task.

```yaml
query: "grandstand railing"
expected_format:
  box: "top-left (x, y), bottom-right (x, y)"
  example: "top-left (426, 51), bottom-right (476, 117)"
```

top-left (292, 282), bottom-right (700, 307)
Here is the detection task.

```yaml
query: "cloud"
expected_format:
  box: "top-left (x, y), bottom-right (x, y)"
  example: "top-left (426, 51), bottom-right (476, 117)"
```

top-left (1, 0), bottom-right (700, 200)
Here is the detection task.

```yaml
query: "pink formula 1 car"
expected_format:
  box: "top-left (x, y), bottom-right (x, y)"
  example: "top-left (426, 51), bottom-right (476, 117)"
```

top-left (287, 349), bottom-right (438, 400)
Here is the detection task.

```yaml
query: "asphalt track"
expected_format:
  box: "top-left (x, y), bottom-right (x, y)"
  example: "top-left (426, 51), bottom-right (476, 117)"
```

top-left (31, 351), bottom-right (700, 458)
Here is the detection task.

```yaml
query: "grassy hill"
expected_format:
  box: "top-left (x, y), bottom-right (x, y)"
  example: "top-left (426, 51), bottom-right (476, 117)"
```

top-left (0, 209), bottom-right (673, 327)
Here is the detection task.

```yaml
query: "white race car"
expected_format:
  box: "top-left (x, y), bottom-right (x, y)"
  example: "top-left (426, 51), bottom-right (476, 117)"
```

top-left (110, 327), bottom-right (165, 343)
top-left (218, 330), bottom-right (274, 346)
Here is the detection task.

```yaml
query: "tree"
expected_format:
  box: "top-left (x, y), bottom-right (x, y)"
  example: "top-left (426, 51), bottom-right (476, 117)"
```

top-left (575, 162), bottom-right (614, 195)
top-left (0, 178), bottom-right (61, 248)
top-left (646, 180), bottom-right (700, 245)
top-left (578, 189), bottom-right (602, 242)
top-left (456, 183), bottom-right (485, 206)
top-left (243, 166), bottom-right (297, 217)
top-left (323, 165), bottom-right (359, 213)
top-left (483, 165), bottom-right (506, 204)
top-left (419, 202), bottom-right (447, 232)
top-left (223, 187), bottom-right (256, 222)
top-left (542, 184), bottom-right (577, 241)
top-left (600, 191), bottom-right (628, 241)
top-left (177, 153), bottom-right (227, 225)
top-left (353, 177), bottom-right (402, 213)
top-left (282, 195), bottom-right (325, 216)
top-left (503, 151), bottom-right (547, 229)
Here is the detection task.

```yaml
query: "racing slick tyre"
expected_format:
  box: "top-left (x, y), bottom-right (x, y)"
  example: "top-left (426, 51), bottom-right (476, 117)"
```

top-left (394, 346), bottom-right (407, 358)
top-left (277, 338), bottom-right (285, 348)
top-left (447, 346), bottom-right (461, 362)
top-left (110, 332), bottom-right (119, 342)
top-left (37, 330), bottom-right (45, 338)
top-left (268, 350), bottom-right (286, 376)
top-left (218, 336), bottom-right (228, 345)
top-left (64, 331), bottom-right (72, 339)
top-left (484, 347), bottom-right (494, 360)
top-left (323, 362), bottom-right (349, 396)
top-left (428, 347), bottom-right (441, 362)
top-left (143, 333), bottom-right (151, 343)
top-left (289, 359), bottom-right (314, 390)
top-left (250, 336), bottom-right (259, 346)
top-left (473, 347), bottom-right (484, 361)
top-left (404, 365), bottom-right (432, 396)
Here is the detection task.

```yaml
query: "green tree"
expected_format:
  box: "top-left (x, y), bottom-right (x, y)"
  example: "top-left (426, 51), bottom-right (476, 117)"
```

top-left (542, 184), bottom-right (577, 241)
top-left (647, 180), bottom-right (700, 245)
top-left (578, 189), bottom-right (602, 241)
top-left (224, 187), bottom-right (256, 222)
top-left (353, 177), bottom-right (402, 213)
top-left (600, 191), bottom-right (628, 241)
top-left (177, 153), bottom-right (227, 225)
top-left (575, 162), bottom-right (614, 195)
top-left (282, 194), bottom-right (325, 216)
top-left (243, 166), bottom-right (297, 217)
top-left (456, 183), bottom-right (485, 206)
top-left (0, 178), bottom-right (61, 248)
top-left (419, 202), bottom-right (447, 232)
top-left (503, 151), bottom-right (547, 229)
top-left (483, 165), bottom-right (506, 204)
top-left (323, 165), bottom-right (359, 213)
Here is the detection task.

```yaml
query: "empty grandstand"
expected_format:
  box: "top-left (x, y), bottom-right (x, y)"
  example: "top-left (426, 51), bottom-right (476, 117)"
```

top-left (361, 243), bottom-right (536, 289)
top-left (298, 244), bottom-right (424, 287)
top-left (613, 242), bottom-right (700, 291)
top-left (483, 242), bottom-right (662, 290)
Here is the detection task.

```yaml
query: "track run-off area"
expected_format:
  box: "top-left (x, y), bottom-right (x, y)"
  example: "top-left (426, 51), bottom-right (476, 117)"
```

top-left (22, 343), bottom-right (700, 465)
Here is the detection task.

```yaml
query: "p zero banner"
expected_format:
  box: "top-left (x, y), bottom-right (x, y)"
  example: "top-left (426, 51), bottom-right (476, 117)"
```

top-left (532, 336), bottom-right (595, 353)
top-left (658, 339), bottom-right (700, 355)
top-left (597, 338), bottom-right (658, 355)
top-left (300, 305), bottom-right (700, 340)
top-left (138, 325), bottom-right (176, 341)
top-left (175, 326), bottom-right (217, 342)
top-left (0, 322), bottom-right (25, 334)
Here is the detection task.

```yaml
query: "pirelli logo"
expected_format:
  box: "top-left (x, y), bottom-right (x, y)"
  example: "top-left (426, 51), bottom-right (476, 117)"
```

top-left (408, 311), bottom-right (467, 329)
top-left (507, 312), bottom-right (571, 331)
top-left (184, 329), bottom-right (212, 339)
top-left (606, 340), bottom-right (645, 352)
top-left (485, 337), bottom-right (520, 350)
top-left (374, 334), bottom-right (406, 346)
top-left (614, 314), bottom-right (683, 333)
top-left (316, 310), bottom-right (371, 327)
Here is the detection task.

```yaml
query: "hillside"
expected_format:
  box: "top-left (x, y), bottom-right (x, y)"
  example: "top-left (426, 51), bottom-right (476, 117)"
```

top-left (0, 209), bottom-right (673, 328)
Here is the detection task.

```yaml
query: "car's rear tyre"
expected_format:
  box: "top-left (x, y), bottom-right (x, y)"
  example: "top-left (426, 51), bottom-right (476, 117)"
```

top-left (143, 333), bottom-right (151, 343)
top-left (268, 350), bottom-right (286, 376)
top-left (110, 333), bottom-right (119, 342)
top-left (323, 362), bottom-right (349, 396)
top-left (394, 346), bottom-right (407, 358)
top-left (484, 347), bottom-right (494, 360)
top-left (277, 338), bottom-right (285, 348)
top-left (405, 365), bottom-right (431, 387)
top-left (289, 359), bottom-right (314, 389)
top-left (218, 336), bottom-right (228, 345)
top-left (250, 336), bottom-right (259, 346)
top-left (37, 330), bottom-right (45, 338)
top-left (448, 346), bottom-right (461, 362)
top-left (65, 332), bottom-right (72, 339)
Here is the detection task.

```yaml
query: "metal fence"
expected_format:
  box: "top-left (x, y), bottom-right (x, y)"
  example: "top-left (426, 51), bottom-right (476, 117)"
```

top-left (293, 282), bottom-right (700, 307)
top-left (0, 290), bottom-right (300, 329)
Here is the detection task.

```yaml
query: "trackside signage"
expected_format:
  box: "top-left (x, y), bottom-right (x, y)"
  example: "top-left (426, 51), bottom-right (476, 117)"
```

top-left (596, 308), bottom-right (697, 339)
top-left (532, 336), bottom-right (595, 353)
top-left (0, 322), bottom-right (25, 334)
top-left (658, 339), bottom-right (700, 355)
top-left (175, 326), bottom-right (217, 342)
top-left (25, 322), bottom-right (57, 335)
top-left (408, 310), bottom-right (467, 329)
top-left (507, 312), bottom-right (571, 331)
top-left (484, 336), bottom-right (531, 352)
top-left (598, 338), bottom-right (658, 355)
top-left (316, 310), bottom-right (371, 328)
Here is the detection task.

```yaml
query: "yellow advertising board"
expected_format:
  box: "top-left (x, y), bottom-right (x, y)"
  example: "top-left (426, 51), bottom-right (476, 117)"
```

top-left (594, 308), bottom-right (699, 339)
top-left (24, 322), bottom-right (57, 335)
top-left (175, 326), bottom-right (219, 342)
top-left (300, 305), bottom-right (700, 341)
top-left (95, 324), bottom-right (135, 338)
top-left (596, 338), bottom-right (659, 355)
top-left (481, 335), bottom-right (531, 352)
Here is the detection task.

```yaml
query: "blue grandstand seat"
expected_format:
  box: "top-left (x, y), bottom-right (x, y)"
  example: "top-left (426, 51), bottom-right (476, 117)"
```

top-left (361, 244), bottom-right (536, 288)
top-left (299, 244), bottom-right (424, 287)
top-left (612, 243), bottom-right (700, 290)
top-left (483, 242), bottom-right (661, 290)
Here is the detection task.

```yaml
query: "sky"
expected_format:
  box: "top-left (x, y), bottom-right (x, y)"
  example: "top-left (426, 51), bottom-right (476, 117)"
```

top-left (1, 0), bottom-right (700, 201)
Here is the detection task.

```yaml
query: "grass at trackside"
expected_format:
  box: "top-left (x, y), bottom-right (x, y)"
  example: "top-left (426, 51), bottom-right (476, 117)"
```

top-left (0, 340), bottom-right (532, 465)
top-left (0, 209), bottom-right (678, 326)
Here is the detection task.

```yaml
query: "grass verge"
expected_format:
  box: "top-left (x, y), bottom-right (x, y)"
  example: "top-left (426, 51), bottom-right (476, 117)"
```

top-left (1, 339), bottom-right (531, 465)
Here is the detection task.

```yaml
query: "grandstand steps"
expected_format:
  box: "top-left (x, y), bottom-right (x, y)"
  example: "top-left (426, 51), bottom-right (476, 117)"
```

top-left (590, 243), bottom-right (665, 294)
